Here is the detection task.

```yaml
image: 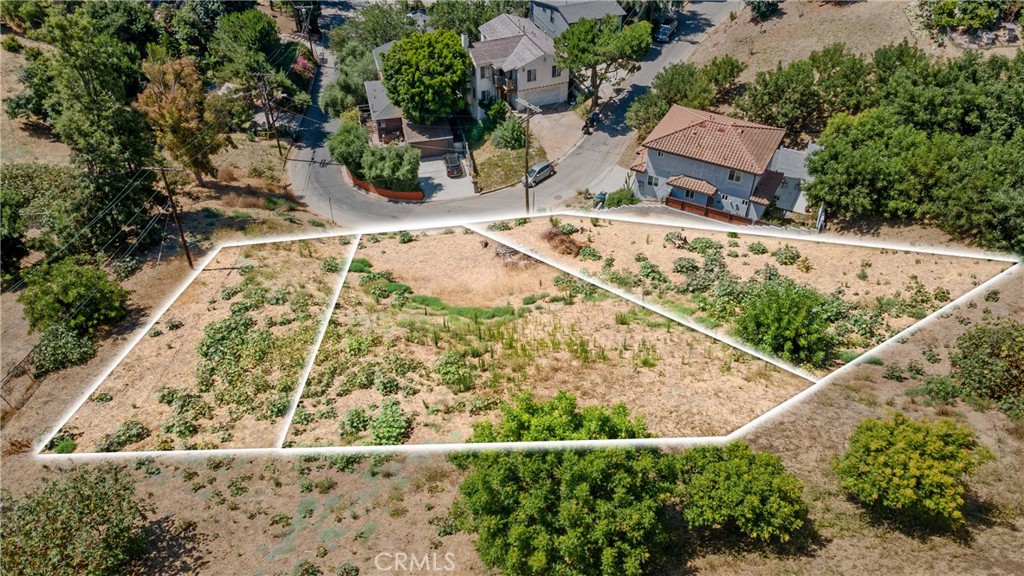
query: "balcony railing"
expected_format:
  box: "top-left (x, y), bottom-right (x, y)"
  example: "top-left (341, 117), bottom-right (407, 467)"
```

top-left (494, 75), bottom-right (517, 91)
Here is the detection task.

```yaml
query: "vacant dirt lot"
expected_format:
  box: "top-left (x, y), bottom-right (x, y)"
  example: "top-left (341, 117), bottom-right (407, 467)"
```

top-left (475, 215), bottom-right (1011, 371)
top-left (287, 229), bottom-right (807, 445)
top-left (52, 237), bottom-right (353, 453)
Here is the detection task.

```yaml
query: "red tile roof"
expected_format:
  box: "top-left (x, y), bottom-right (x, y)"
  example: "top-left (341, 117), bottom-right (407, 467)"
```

top-left (751, 170), bottom-right (784, 206)
top-left (666, 175), bottom-right (716, 196)
top-left (642, 105), bottom-right (786, 174)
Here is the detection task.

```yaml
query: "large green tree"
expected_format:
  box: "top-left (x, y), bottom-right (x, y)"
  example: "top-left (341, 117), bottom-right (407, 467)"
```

top-left (380, 30), bottom-right (472, 124)
top-left (0, 187), bottom-right (30, 289)
top-left (209, 8), bottom-right (281, 80)
top-left (624, 91), bottom-right (669, 140)
top-left (1, 465), bottom-right (149, 576)
top-left (555, 16), bottom-right (652, 109)
top-left (18, 258), bottom-right (129, 335)
top-left (326, 120), bottom-right (370, 173)
top-left (320, 42), bottom-right (378, 117)
top-left (360, 144), bottom-right (421, 191)
top-left (735, 59), bottom-right (819, 131)
top-left (327, 2), bottom-right (417, 52)
top-left (651, 62), bottom-right (715, 110)
top-left (427, 0), bottom-right (526, 40)
top-left (452, 392), bottom-right (676, 576)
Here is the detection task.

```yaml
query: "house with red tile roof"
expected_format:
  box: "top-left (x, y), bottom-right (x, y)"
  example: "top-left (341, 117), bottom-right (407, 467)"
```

top-left (630, 105), bottom-right (791, 222)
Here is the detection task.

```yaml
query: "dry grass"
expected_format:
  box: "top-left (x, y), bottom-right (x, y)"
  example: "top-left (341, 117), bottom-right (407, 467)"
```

top-left (542, 227), bottom-right (581, 256)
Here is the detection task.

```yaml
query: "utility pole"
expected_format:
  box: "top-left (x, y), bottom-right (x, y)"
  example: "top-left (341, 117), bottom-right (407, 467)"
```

top-left (298, 5), bottom-right (318, 64)
top-left (146, 166), bottom-right (194, 270)
top-left (522, 102), bottom-right (541, 215)
top-left (254, 72), bottom-right (283, 155)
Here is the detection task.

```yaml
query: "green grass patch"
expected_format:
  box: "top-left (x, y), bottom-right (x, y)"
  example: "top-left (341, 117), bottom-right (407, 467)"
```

top-left (476, 146), bottom-right (546, 191)
top-left (348, 258), bottom-right (372, 273)
top-left (408, 294), bottom-right (517, 321)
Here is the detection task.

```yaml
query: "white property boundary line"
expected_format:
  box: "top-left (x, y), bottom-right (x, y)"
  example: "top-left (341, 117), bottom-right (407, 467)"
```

top-left (727, 262), bottom-right (1022, 440)
top-left (275, 236), bottom-right (361, 447)
top-left (30, 214), bottom-right (1020, 460)
top-left (33, 234), bottom-right (358, 456)
top-left (466, 223), bottom-right (819, 383)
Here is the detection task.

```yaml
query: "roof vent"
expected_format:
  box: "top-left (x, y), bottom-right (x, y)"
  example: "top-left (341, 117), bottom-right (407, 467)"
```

top-left (716, 126), bottom-right (726, 133)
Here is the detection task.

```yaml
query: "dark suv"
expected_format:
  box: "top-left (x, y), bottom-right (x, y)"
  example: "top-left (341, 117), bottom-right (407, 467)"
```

top-left (444, 153), bottom-right (463, 178)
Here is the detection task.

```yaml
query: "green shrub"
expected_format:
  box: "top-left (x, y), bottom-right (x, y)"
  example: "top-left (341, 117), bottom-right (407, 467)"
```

top-left (604, 187), bottom-right (639, 208)
top-left (679, 442), bottom-right (808, 543)
top-left (687, 237), bottom-right (723, 257)
top-left (369, 398), bottom-right (411, 445)
top-left (578, 246), bottom-right (601, 261)
top-left (747, 241), bottom-right (769, 255)
top-left (397, 231), bottom-right (414, 244)
top-left (341, 407), bottom-right (370, 436)
top-left (950, 318), bottom-right (1024, 415)
top-left (491, 117), bottom-right (526, 149)
top-left (96, 420), bottom-right (151, 452)
top-left (348, 258), bottom-right (372, 273)
top-left (832, 413), bottom-right (992, 531)
top-left (735, 278), bottom-right (837, 368)
top-left (672, 257), bottom-right (699, 274)
top-left (2, 35), bottom-right (23, 53)
top-left (29, 325), bottom-right (96, 377)
top-left (486, 221), bottom-right (512, 231)
top-left (772, 244), bottom-right (801, 265)
top-left (433, 351), bottom-right (475, 393)
top-left (320, 257), bottom-right (343, 273)
top-left (913, 375), bottom-right (962, 405)
top-left (984, 290), bottom-right (1000, 302)
top-left (0, 465), bottom-right (148, 576)
top-left (18, 258), bottom-right (129, 335)
top-left (451, 392), bottom-right (670, 576)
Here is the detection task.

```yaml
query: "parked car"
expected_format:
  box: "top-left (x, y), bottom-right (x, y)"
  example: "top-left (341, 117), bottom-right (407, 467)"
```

top-left (444, 153), bottom-right (464, 178)
top-left (654, 19), bottom-right (677, 43)
top-left (523, 160), bottom-right (555, 187)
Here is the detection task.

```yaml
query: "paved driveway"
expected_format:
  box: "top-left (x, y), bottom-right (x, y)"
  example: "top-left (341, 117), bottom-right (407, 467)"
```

top-left (419, 156), bottom-right (476, 201)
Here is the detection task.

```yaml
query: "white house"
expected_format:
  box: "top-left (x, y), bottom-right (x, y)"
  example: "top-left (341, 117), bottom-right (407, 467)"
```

top-left (466, 14), bottom-right (569, 119)
top-left (529, 0), bottom-right (625, 39)
top-left (631, 105), bottom-right (789, 223)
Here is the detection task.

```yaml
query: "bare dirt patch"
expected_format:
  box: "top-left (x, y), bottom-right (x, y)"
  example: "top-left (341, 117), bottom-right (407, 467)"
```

top-left (51, 237), bottom-right (354, 453)
top-left (0, 32), bottom-right (72, 165)
top-left (689, 1), bottom-right (928, 83)
top-left (285, 229), bottom-right (808, 446)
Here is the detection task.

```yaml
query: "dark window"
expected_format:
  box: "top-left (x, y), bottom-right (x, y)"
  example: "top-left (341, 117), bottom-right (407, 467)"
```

top-left (728, 169), bottom-right (742, 183)
top-left (480, 66), bottom-right (488, 79)
top-left (684, 189), bottom-right (695, 199)
top-left (552, 65), bottom-right (561, 78)
top-left (527, 69), bottom-right (537, 82)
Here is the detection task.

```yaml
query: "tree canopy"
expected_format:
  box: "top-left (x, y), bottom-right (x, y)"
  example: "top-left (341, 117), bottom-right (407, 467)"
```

top-left (209, 8), bottom-right (282, 80)
top-left (427, 0), bottom-right (526, 40)
top-left (452, 392), bottom-right (674, 576)
top-left (555, 16), bottom-right (652, 109)
top-left (327, 2), bottom-right (417, 52)
top-left (18, 257), bottom-right (129, 335)
top-left (137, 57), bottom-right (231, 185)
top-left (380, 30), bottom-right (472, 124)
top-left (1, 465), bottom-right (149, 576)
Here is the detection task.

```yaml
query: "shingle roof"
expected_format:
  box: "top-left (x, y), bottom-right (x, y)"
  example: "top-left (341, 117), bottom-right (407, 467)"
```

top-left (371, 41), bottom-right (394, 74)
top-left (534, 0), bottom-right (625, 24)
top-left (667, 175), bottom-right (717, 196)
top-left (364, 80), bottom-right (401, 121)
top-left (471, 14), bottom-right (554, 70)
top-left (642, 105), bottom-right (786, 174)
top-left (751, 170), bottom-right (784, 206)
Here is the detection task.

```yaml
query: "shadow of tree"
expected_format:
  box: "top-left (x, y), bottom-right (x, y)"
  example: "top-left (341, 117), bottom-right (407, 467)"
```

top-left (854, 493), bottom-right (1019, 545)
top-left (129, 515), bottom-right (213, 576)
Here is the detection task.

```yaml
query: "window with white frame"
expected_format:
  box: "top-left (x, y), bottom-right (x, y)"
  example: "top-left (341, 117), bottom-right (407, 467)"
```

top-left (551, 65), bottom-right (561, 78)
top-left (647, 175), bottom-right (659, 187)
top-left (728, 169), bottom-right (742, 183)
top-left (684, 189), bottom-right (695, 199)
top-left (527, 69), bottom-right (537, 82)
top-left (480, 66), bottom-right (488, 79)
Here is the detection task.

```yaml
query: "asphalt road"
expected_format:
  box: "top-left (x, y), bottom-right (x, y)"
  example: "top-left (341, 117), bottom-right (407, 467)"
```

top-left (286, 1), bottom-right (742, 230)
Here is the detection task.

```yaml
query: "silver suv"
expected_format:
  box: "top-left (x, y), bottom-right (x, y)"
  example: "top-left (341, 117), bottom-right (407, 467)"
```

top-left (523, 160), bottom-right (555, 187)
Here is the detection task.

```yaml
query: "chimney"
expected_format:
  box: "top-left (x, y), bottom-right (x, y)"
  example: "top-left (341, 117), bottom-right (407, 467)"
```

top-left (461, 33), bottom-right (470, 49)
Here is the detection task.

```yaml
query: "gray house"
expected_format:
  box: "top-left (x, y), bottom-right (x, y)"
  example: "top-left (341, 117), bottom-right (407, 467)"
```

top-left (631, 105), bottom-right (787, 223)
top-left (467, 14), bottom-right (569, 118)
top-left (529, 0), bottom-right (625, 38)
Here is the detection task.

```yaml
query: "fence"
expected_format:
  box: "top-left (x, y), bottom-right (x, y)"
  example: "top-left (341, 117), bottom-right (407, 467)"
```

top-left (666, 197), bottom-right (753, 226)
top-left (345, 167), bottom-right (425, 201)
